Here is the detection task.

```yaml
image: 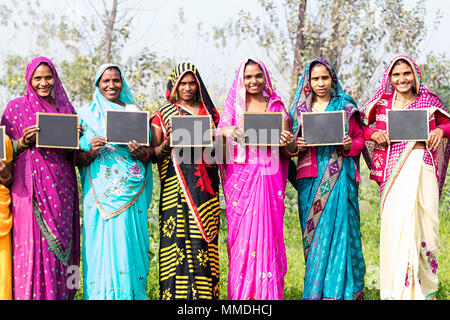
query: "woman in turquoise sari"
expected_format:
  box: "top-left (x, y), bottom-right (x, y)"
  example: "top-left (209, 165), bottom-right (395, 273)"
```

top-left (77, 64), bottom-right (153, 300)
top-left (289, 58), bottom-right (366, 300)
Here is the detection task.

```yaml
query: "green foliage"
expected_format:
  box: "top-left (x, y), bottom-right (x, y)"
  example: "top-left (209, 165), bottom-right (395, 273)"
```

top-left (207, 0), bottom-right (448, 105)
top-left (0, 0), bottom-right (172, 111)
top-left (421, 52), bottom-right (450, 107)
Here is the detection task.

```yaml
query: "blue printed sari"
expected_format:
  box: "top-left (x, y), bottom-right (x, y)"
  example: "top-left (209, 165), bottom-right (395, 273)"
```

top-left (289, 58), bottom-right (365, 300)
top-left (78, 64), bottom-right (153, 300)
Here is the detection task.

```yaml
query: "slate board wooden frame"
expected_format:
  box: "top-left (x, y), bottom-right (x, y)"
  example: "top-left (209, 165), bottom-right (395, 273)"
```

top-left (105, 110), bottom-right (150, 146)
top-left (242, 112), bottom-right (284, 146)
top-left (36, 112), bottom-right (80, 149)
top-left (0, 126), bottom-right (6, 161)
top-left (301, 110), bottom-right (345, 146)
top-left (170, 115), bottom-right (213, 148)
top-left (387, 109), bottom-right (429, 142)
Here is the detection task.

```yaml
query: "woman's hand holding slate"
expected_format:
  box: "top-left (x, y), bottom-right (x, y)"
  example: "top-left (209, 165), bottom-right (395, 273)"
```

top-left (89, 136), bottom-right (107, 158)
top-left (21, 125), bottom-right (39, 146)
top-left (426, 127), bottom-right (443, 151)
top-left (370, 130), bottom-right (390, 147)
top-left (342, 135), bottom-right (353, 151)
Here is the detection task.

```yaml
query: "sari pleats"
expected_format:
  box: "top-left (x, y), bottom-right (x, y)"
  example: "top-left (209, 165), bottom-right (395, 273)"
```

top-left (380, 150), bottom-right (439, 299)
top-left (157, 97), bottom-right (221, 300)
top-left (297, 146), bottom-right (365, 300)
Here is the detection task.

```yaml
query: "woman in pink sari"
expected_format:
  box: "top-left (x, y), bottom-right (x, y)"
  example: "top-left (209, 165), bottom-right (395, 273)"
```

top-left (217, 58), bottom-right (296, 300)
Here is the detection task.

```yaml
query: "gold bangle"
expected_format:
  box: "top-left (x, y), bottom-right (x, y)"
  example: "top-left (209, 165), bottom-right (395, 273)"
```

top-left (286, 146), bottom-right (299, 156)
top-left (161, 142), bottom-right (171, 153)
top-left (19, 137), bottom-right (29, 148)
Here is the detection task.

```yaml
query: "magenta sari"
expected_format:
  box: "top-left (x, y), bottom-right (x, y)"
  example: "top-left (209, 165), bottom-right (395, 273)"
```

top-left (1, 57), bottom-right (80, 300)
top-left (217, 58), bottom-right (289, 300)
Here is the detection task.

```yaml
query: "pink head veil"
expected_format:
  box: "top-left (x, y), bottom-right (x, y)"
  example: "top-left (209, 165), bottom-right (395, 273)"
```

top-left (217, 58), bottom-right (287, 163)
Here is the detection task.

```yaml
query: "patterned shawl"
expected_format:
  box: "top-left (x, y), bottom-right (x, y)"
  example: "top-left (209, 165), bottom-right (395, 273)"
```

top-left (1, 56), bottom-right (79, 265)
top-left (360, 55), bottom-right (450, 201)
top-left (289, 57), bottom-right (361, 179)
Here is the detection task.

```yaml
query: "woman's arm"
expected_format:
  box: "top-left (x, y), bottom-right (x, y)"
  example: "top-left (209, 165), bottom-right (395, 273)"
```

top-left (13, 125), bottom-right (40, 154)
top-left (280, 118), bottom-right (299, 158)
top-left (426, 111), bottom-right (450, 150)
top-left (0, 161), bottom-right (13, 187)
top-left (76, 136), bottom-right (107, 167)
top-left (343, 116), bottom-right (365, 157)
top-left (128, 140), bottom-right (153, 163)
top-left (150, 121), bottom-right (172, 163)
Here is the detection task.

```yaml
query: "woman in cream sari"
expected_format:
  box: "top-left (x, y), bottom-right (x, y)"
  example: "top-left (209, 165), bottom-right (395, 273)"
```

top-left (360, 55), bottom-right (450, 300)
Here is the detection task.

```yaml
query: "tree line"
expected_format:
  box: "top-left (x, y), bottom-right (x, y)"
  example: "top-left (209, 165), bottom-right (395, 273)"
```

top-left (0, 0), bottom-right (448, 111)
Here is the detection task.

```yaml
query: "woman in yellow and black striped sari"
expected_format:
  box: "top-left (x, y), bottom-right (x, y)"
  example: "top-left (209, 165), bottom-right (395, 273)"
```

top-left (150, 62), bottom-right (221, 300)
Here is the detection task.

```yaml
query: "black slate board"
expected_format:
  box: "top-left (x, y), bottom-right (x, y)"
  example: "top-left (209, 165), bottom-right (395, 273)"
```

top-left (106, 110), bottom-right (150, 145)
top-left (387, 109), bottom-right (429, 142)
top-left (170, 115), bottom-right (213, 147)
top-left (301, 110), bottom-right (345, 146)
top-left (36, 113), bottom-right (79, 149)
top-left (243, 112), bottom-right (283, 146)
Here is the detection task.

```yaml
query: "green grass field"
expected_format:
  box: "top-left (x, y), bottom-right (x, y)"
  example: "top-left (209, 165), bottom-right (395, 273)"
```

top-left (75, 161), bottom-right (449, 300)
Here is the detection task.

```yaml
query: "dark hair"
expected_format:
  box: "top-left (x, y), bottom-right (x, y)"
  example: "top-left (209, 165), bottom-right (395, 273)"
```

top-left (34, 62), bottom-right (54, 76)
top-left (309, 61), bottom-right (332, 78)
top-left (391, 58), bottom-right (411, 71)
top-left (244, 59), bottom-right (264, 73)
top-left (245, 59), bottom-right (259, 67)
top-left (96, 66), bottom-right (122, 86)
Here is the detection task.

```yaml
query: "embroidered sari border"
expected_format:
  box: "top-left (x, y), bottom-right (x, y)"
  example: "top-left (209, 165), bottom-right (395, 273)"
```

top-left (88, 165), bottom-right (146, 220)
top-left (32, 200), bottom-right (72, 266)
top-left (302, 148), bottom-right (343, 261)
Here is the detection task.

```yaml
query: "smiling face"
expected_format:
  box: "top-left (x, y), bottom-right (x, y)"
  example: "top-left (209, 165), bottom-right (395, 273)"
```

top-left (30, 63), bottom-right (55, 100)
top-left (176, 72), bottom-right (198, 104)
top-left (98, 67), bottom-right (123, 103)
top-left (310, 63), bottom-right (332, 99)
top-left (389, 61), bottom-right (416, 96)
top-left (243, 62), bottom-right (266, 96)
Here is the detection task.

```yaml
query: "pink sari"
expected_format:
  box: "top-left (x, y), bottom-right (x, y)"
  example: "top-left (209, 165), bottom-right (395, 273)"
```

top-left (217, 58), bottom-right (289, 300)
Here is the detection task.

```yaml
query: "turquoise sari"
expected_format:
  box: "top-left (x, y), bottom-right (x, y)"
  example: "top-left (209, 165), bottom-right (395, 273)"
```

top-left (78, 64), bottom-right (153, 300)
top-left (289, 58), bottom-right (365, 300)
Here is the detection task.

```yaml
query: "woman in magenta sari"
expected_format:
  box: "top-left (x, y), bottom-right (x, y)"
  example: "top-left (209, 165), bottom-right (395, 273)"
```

top-left (1, 57), bottom-right (80, 300)
top-left (217, 58), bottom-right (295, 300)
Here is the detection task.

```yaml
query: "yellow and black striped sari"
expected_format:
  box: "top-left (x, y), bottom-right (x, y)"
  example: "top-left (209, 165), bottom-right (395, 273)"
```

top-left (153, 63), bottom-right (221, 300)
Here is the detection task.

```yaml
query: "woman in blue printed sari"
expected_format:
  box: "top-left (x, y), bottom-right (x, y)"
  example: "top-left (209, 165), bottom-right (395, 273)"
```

top-left (76, 64), bottom-right (153, 299)
top-left (289, 58), bottom-right (366, 300)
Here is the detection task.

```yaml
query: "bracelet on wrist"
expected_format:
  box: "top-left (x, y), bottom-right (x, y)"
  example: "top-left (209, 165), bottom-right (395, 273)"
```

top-left (161, 142), bottom-right (171, 153)
top-left (19, 137), bottom-right (29, 148)
top-left (286, 145), bottom-right (299, 156)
